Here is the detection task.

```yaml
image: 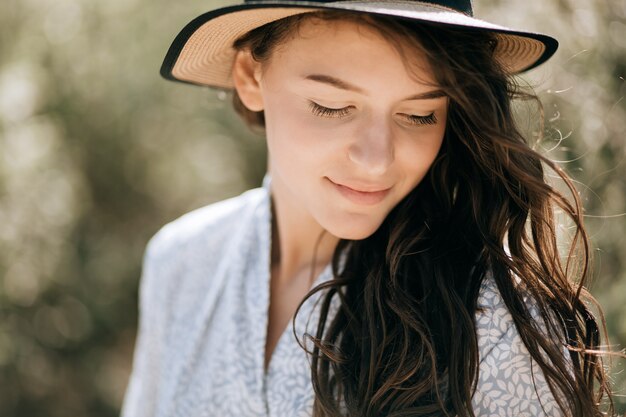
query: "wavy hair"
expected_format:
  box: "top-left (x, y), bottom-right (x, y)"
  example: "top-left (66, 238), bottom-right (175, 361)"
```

top-left (231, 10), bottom-right (618, 417)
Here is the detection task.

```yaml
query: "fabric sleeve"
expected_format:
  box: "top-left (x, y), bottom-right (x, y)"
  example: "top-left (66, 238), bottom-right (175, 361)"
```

top-left (119, 236), bottom-right (167, 417)
top-left (471, 277), bottom-right (567, 417)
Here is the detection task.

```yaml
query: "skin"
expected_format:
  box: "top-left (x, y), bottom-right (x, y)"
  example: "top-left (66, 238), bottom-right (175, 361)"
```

top-left (231, 17), bottom-right (448, 369)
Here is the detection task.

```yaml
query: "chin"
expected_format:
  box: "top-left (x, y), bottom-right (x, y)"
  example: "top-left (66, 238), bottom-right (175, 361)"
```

top-left (325, 219), bottom-right (383, 241)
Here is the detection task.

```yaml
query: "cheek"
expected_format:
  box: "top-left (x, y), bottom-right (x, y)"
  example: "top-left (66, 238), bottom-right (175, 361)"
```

top-left (396, 127), bottom-right (445, 185)
top-left (264, 120), bottom-right (331, 205)
top-left (265, 106), bottom-right (345, 173)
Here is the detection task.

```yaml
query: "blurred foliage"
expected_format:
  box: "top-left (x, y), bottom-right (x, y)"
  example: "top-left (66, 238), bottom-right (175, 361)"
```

top-left (0, 0), bottom-right (623, 415)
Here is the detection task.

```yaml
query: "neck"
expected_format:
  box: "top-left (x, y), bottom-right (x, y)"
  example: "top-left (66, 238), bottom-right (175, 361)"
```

top-left (268, 174), bottom-right (339, 287)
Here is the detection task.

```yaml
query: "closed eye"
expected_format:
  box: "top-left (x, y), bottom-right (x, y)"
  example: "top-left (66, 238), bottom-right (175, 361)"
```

top-left (308, 101), bottom-right (438, 126)
top-left (401, 112), bottom-right (437, 125)
top-left (308, 101), bottom-right (352, 118)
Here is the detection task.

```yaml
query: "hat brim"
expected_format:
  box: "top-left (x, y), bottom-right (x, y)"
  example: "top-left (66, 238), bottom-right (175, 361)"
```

top-left (161, 1), bottom-right (559, 89)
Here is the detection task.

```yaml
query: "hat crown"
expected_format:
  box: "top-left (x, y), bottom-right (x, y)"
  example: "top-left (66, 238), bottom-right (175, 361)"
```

top-left (243, 0), bottom-right (474, 16)
top-left (422, 0), bottom-right (472, 15)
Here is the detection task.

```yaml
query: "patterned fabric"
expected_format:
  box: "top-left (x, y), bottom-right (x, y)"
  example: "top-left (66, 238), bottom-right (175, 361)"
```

top-left (120, 173), bottom-right (564, 417)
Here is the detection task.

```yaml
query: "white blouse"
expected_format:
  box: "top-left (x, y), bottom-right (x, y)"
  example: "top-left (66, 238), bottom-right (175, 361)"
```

top-left (121, 173), bottom-right (564, 417)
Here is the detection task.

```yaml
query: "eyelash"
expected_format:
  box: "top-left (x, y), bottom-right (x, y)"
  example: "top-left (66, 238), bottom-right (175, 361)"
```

top-left (307, 101), bottom-right (438, 126)
top-left (406, 113), bottom-right (437, 125)
top-left (308, 102), bottom-right (351, 118)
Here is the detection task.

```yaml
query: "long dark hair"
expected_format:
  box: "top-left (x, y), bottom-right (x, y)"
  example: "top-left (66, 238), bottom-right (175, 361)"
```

top-left (232, 10), bottom-right (619, 417)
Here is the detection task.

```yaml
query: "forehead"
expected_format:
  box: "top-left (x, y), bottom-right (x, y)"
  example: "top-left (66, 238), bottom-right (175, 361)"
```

top-left (265, 16), bottom-right (437, 88)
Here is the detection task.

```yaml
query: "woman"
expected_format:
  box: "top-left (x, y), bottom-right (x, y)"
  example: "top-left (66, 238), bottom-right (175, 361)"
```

top-left (121, 1), bottom-right (618, 416)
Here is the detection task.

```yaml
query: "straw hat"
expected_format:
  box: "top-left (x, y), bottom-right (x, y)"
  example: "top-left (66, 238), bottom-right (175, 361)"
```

top-left (160, 0), bottom-right (558, 90)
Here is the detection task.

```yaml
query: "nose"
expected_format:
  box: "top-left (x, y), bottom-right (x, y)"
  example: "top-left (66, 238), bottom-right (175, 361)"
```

top-left (347, 115), bottom-right (395, 175)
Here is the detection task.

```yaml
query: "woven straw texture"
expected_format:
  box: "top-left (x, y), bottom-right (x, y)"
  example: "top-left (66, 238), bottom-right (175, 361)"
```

top-left (169, 2), bottom-right (548, 89)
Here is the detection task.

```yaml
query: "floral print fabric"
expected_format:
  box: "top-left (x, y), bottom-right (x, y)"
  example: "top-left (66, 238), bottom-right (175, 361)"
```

top-left (120, 173), bottom-right (563, 417)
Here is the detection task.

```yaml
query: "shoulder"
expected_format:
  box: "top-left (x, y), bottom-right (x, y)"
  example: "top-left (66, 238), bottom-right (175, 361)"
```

top-left (472, 272), bottom-right (565, 416)
top-left (138, 185), bottom-right (266, 314)
top-left (144, 186), bottom-right (265, 264)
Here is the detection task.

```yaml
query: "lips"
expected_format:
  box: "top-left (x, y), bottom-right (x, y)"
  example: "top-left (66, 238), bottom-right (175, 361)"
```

top-left (327, 177), bottom-right (392, 205)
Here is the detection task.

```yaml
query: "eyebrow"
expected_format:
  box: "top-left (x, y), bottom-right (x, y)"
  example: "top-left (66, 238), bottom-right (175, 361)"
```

top-left (303, 74), bottom-right (447, 100)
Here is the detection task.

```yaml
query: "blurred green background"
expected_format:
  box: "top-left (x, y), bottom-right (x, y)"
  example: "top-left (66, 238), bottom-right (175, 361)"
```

top-left (0, 0), bottom-right (623, 415)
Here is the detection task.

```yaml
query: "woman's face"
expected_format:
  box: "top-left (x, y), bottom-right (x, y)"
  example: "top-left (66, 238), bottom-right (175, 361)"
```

top-left (239, 17), bottom-right (448, 240)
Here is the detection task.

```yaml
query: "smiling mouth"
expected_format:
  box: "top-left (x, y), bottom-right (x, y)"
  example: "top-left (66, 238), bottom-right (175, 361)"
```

top-left (327, 177), bottom-right (392, 205)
